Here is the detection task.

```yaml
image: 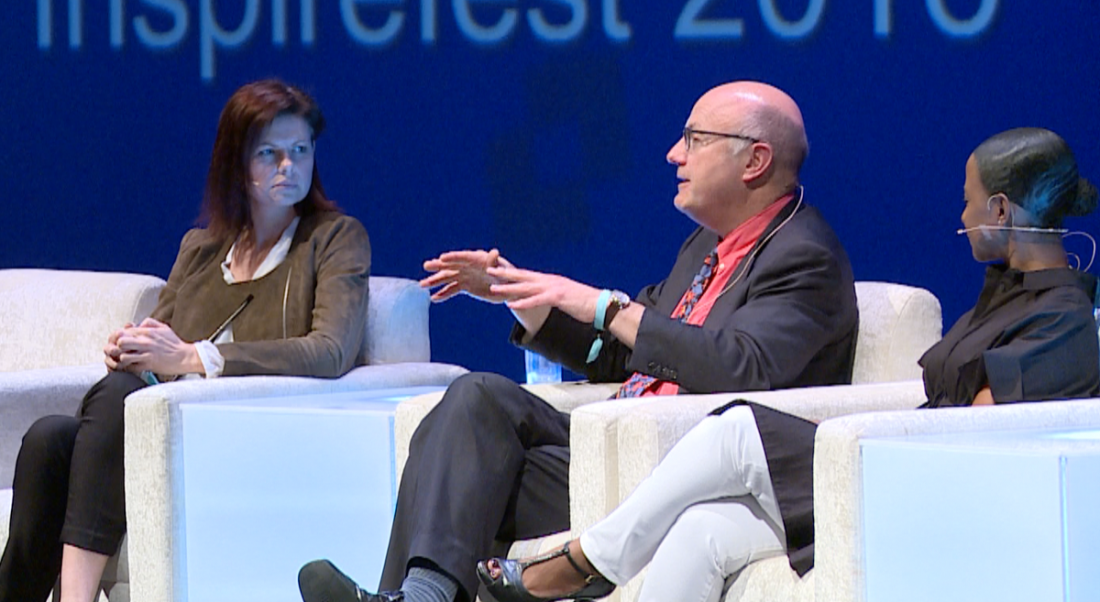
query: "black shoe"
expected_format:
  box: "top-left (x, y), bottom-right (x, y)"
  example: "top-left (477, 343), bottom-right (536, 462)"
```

top-left (298, 559), bottom-right (405, 602)
top-left (476, 543), bottom-right (615, 602)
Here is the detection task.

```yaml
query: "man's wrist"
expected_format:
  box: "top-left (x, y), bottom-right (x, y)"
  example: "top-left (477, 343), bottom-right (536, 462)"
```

top-left (593, 289), bottom-right (613, 331)
top-left (603, 290), bottom-right (631, 328)
top-left (594, 289), bottom-right (631, 331)
top-left (588, 290), bottom-right (631, 364)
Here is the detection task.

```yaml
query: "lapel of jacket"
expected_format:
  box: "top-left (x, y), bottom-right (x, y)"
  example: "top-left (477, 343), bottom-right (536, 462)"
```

top-left (656, 227), bottom-right (720, 317)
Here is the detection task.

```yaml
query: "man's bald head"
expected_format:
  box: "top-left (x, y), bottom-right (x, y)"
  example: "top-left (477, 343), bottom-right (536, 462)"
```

top-left (702, 82), bottom-right (809, 175)
top-left (668, 81), bottom-right (808, 234)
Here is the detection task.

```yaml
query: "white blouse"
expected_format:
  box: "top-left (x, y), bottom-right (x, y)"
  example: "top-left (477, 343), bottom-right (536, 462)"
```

top-left (192, 217), bottom-right (300, 378)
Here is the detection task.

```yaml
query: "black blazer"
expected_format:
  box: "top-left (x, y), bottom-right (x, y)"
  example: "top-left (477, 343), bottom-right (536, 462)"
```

top-left (518, 199), bottom-right (858, 394)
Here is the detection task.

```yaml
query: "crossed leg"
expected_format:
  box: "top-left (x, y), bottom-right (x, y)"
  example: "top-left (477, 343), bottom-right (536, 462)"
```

top-left (482, 406), bottom-right (786, 600)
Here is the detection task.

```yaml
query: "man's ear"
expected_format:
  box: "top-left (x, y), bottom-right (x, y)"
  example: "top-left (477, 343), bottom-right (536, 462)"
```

top-left (742, 142), bottom-right (774, 183)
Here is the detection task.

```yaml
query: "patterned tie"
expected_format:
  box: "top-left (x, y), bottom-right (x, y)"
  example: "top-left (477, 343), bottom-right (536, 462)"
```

top-left (613, 247), bottom-right (720, 398)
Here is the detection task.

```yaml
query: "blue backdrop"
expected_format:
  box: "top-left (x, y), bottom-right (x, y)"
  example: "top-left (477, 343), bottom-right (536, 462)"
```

top-left (4, 1), bottom-right (1099, 381)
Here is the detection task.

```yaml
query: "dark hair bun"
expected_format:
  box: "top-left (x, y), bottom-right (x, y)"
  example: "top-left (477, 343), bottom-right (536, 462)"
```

top-left (1070, 177), bottom-right (1099, 217)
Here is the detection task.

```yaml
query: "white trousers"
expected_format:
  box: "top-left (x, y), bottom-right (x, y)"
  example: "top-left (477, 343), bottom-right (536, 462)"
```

top-left (579, 406), bottom-right (787, 602)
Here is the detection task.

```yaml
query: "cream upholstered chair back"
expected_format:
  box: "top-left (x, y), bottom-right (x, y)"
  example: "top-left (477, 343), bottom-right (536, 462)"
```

top-left (0, 271), bottom-right (429, 370)
top-left (0, 269), bottom-right (165, 372)
top-left (359, 276), bottom-right (432, 364)
top-left (851, 281), bottom-right (943, 384)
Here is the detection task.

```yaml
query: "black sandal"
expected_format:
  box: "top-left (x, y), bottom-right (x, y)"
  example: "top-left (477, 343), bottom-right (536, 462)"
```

top-left (476, 542), bottom-right (615, 602)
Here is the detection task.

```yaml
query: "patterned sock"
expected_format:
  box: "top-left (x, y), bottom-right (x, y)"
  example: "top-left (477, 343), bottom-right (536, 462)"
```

top-left (401, 567), bottom-right (459, 602)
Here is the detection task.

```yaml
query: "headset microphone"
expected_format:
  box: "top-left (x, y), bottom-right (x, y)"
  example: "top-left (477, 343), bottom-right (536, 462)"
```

top-left (955, 225), bottom-right (1097, 272)
top-left (956, 225), bottom-right (1069, 235)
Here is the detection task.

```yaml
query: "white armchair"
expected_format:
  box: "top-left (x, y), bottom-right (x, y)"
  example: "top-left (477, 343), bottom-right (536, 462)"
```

top-left (812, 398), bottom-right (1100, 602)
top-left (0, 268), bottom-right (164, 602)
top-left (115, 276), bottom-right (467, 602)
top-left (392, 281), bottom-right (943, 599)
top-left (569, 281), bottom-right (943, 602)
top-left (0, 269), bottom-right (166, 489)
top-left (0, 273), bottom-right (467, 602)
top-left (588, 381), bottom-right (929, 602)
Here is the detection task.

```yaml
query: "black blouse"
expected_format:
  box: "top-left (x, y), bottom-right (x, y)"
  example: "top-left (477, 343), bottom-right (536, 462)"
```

top-left (920, 264), bottom-right (1100, 408)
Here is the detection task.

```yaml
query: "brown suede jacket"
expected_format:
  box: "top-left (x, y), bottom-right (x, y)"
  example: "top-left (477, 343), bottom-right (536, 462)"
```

top-left (150, 210), bottom-right (371, 378)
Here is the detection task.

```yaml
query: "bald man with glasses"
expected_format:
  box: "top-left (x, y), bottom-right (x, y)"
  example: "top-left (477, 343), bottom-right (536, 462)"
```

top-left (299, 81), bottom-right (858, 602)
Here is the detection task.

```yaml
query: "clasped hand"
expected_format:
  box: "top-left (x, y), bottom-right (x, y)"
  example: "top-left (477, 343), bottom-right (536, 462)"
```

top-left (420, 248), bottom-right (602, 324)
top-left (104, 318), bottom-right (199, 376)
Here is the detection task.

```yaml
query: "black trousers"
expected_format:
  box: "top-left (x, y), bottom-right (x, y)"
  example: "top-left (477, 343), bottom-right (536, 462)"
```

top-left (0, 372), bottom-right (144, 602)
top-left (379, 372), bottom-right (572, 602)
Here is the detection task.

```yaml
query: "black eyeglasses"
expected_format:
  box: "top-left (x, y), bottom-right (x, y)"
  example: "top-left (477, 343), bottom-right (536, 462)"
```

top-left (682, 127), bottom-right (760, 152)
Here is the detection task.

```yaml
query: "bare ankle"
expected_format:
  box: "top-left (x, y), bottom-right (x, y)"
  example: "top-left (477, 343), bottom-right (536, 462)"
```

top-left (567, 540), bottom-right (600, 578)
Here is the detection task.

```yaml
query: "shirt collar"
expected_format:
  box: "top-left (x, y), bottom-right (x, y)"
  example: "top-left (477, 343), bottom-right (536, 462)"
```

top-left (715, 192), bottom-right (795, 257)
top-left (221, 216), bottom-right (301, 285)
top-left (983, 263), bottom-right (1094, 294)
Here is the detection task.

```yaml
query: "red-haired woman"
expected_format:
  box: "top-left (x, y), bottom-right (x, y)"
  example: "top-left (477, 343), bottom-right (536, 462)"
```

top-left (0, 79), bottom-right (371, 602)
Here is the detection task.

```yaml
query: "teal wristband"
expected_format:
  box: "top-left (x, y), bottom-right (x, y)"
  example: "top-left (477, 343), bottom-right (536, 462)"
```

top-left (593, 289), bottom-right (612, 331)
top-left (586, 335), bottom-right (604, 364)
top-left (139, 370), bottom-right (159, 386)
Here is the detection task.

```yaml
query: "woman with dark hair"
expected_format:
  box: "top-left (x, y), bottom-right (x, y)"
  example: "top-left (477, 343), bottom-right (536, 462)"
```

top-left (476, 127), bottom-right (1100, 602)
top-left (0, 79), bottom-right (370, 602)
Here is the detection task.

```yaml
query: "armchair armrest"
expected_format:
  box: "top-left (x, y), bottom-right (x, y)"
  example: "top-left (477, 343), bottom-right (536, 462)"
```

top-left (567, 381), bottom-right (926, 536)
top-left (813, 397), bottom-right (1100, 602)
top-left (124, 363), bottom-right (467, 602)
top-left (0, 364), bottom-right (108, 488)
top-left (568, 396), bottom-right (655, 534)
top-left (0, 489), bottom-right (11, 553)
top-left (605, 380), bottom-right (928, 511)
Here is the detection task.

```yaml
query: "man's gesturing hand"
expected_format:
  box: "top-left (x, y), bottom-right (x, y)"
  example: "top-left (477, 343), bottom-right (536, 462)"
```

top-left (487, 266), bottom-right (602, 325)
top-left (420, 249), bottom-right (517, 303)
